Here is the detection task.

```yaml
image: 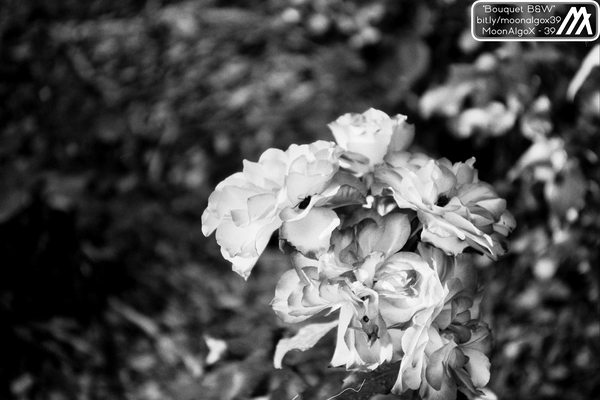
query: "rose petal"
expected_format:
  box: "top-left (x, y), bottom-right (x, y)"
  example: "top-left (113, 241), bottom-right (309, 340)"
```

top-left (371, 213), bottom-right (411, 256)
top-left (388, 116), bottom-right (414, 153)
top-left (330, 304), bottom-right (355, 368)
top-left (280, 208), bottom-right (340, 258)
top-left (247, 193), bottom-right (278, 222)
top-left (461, 348), bottom-right (491, 388)
top-left (216, 217), bottom-right (281, 279)
top-left (426, 342), bottom-right (456, 390)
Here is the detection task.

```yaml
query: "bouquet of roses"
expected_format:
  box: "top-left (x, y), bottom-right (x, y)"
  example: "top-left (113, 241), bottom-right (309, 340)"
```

top-left (202, 109), bottom-right (515, 400)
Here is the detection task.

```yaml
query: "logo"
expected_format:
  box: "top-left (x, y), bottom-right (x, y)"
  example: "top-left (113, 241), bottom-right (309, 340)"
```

top-left (557, 6), bottom-right (593, 34)
top-left (472, 1), bottom-right (599, 41)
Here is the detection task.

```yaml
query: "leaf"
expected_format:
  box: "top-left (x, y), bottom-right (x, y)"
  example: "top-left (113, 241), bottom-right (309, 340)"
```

top-left (199, 350), bottom-right (271, 400)
top-left (0, 166), bottom-right (32, 223)
top-left (204, 335), bottom-right (228, 365)
top-left (0, 188), bottom-right (29, 223)
top-left (507, 137), bottom-right (566, 181)
top-left (109, 298), bottom-right (159, 337)
top-left (273, 320), bottom-right (338, 369)
top-left (419, 63), bottom-right (477, 119)
top-left (544, 162), bottom-right (587, 218)
top-left (329, 361), bottom-right (403, 400)
top-left (567, 45), bottom-right (600, 101)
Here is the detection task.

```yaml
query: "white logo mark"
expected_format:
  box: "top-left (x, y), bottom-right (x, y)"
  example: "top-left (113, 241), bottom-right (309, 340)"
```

top-left (556, 7), bottom-right (593, 35)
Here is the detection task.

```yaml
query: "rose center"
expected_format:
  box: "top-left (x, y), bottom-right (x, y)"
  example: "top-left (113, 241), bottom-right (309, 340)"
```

top-left (436, 195), bottom-right (450, 207)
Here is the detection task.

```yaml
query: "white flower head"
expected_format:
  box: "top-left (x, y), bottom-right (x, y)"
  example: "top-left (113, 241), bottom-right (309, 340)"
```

top-left (203, 141), bottom-right (366, 279)
top-left (329, 108), bottom-right (414, 166)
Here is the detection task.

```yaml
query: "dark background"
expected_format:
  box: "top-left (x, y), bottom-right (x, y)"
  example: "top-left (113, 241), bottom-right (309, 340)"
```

top-left (0, 0), bottom-right (598, 399)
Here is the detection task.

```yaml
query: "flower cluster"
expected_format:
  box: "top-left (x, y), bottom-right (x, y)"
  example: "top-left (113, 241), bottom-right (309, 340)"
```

top-left (202, 108), bottom-right (515, 399)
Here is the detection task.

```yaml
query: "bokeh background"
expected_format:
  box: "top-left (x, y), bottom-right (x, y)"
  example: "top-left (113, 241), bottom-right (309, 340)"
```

top-left (0, 0), bottom-right (598, 399)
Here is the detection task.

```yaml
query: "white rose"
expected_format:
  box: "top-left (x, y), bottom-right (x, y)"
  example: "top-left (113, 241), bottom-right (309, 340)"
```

top-left (371, 252), bottom-right (447, 394)
top-left (203, 141), bottom-right (366, 279)
top-left (328, 108), bottom-right (414, 165)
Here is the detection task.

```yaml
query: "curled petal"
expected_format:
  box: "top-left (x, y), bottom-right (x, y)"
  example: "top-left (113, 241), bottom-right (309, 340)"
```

top-left (320, 171), bottom-right (368, 204)
top-left (395, 324), bottom-right (430, 392)
top-left (461, 347), bottom-right (490, 388)
top-left (203, 140), bottom-right (345, 278)
top-left (280, 208), bottom-right (340, 258)
top-left (494, 210), bottom-right (516, 237)
top-left (215, 217), bottom-right (282, 279)
top-left (271, 266), bottom-right (334, 323)
top-left (331, 304), bottom-right (393, 371)
top-left (358, 212), bottom-right (411, 258)
top-left (426, 342), bottom-right (457, 391)
top-left (330, 304), bottom-right (357, 368)
top-left (271, 269), bottom-right (307, 323)
top-left (419, 213), bottom-right (470, 256)
top-left (285, 172), bottom-right (330, 205)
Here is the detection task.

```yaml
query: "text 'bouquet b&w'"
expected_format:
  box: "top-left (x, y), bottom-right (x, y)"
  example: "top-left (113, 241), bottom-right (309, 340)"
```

top-left (202, 109), bottom-right (515, 400)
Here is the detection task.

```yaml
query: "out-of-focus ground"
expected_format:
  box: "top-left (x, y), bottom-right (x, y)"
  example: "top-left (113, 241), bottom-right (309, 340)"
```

top-left (0, 1), bottom-right (598, 399)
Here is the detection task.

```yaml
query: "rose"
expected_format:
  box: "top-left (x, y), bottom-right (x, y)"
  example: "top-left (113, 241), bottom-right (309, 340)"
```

top-left (202, 141), bottom-right (365, 278)
top-left (329, 108), bottom-right (414, 166)
top-left (373, 153), bottom-right (516, 259)
top-left (338, 248), bottom-right (447, 394)
top-left (418, 243), bottom-right (479, 330)
top-left (373, 253), bottom-right (446, 328)
top-left (201, 148), bottom-right (289, 279)
top-left (276, 217), bottom-right (448, 382)
top-left (419, 323), bottom-right (492, 400)
top-left (271, 252), bottom-right (393, 371)
top-left (361, 252), bottom-right (447, 394)
top-left (332, 209), bottom-right (411, 270)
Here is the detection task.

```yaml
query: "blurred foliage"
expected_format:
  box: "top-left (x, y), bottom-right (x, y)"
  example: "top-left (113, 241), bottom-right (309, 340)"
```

top-left (0, 0), bottom-right (598, 399)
